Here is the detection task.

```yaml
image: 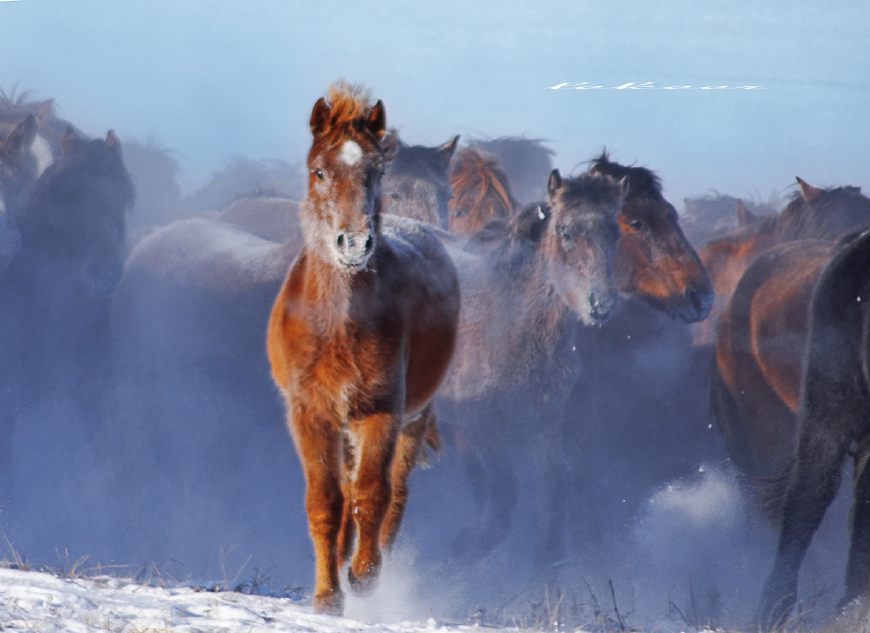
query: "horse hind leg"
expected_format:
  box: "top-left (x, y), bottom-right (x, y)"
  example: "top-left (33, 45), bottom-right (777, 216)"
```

top-left (843, 434), bottom-right (870, 607)
top-left (347, 411), bottom-right (398, 596)
top-left (757, 393), bottom-right (854, 630)
top-left (379, 404), bottom-right (440, 551)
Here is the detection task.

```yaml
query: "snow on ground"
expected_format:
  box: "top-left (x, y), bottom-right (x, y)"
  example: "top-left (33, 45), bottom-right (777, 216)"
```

top-left (0, 567), bottom-right (517, 633)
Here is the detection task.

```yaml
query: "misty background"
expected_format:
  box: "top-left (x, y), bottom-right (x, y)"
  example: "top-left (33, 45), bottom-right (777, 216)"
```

top-left (0, 1), bottom-right (868, 631)
top-left (2, 0), bottom-right (868, 201)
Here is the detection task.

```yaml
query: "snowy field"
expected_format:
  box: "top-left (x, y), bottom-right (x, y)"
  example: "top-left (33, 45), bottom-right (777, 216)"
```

top-left (0, 567), bottom-right (509, 633)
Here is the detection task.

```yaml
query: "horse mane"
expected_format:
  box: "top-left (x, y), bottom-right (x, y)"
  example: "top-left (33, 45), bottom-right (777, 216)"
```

top-left (0, 88), bottom-right (56, 122)
top-left (776, 185), bottom-right (870, 242)
top-left (449, 147), bottom-right (517, 219)
top-left (469, 136), bottom-right (554, 204)
top-left (588, 151), bottom-right (662, 199)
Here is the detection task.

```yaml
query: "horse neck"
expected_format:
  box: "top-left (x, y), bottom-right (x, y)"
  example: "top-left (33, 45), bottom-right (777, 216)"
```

top-left (296, 247), bottom-right (356, 334)
top-left (495, 238), bottom-right (574, 355)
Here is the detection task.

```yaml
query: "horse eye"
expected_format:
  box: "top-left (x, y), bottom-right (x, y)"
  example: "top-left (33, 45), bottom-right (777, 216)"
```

top-left (389, 192), bottom-right (402, 201)
top-left (629, 219), bottom-right (645, 231)
top-left (312, 168), bottom-right (325, 180)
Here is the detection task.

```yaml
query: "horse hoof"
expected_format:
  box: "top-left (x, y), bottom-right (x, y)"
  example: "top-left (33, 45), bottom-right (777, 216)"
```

top-left (313, 589), bottom-right (344, 615)
top-left (348, 565), bottom-right (379, 596)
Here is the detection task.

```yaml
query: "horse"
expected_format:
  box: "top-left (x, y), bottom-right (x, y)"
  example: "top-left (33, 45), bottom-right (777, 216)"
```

top-left (0, 88), bottom-right (81, 175)
top-left (0, 128), bottom-right (133, 420)
top-left (447, 146), bottom-right (517, 235)
top-left (439, 168), bottom-right (625, 562)
top-left (381, 134), bottom-right (458, 227)
top-left (266, 83), bottom-right (460, 615)
top-left (0, 115), bottom-right (39, 274)
top-left (177, 156), bottom-right (305, 216)
top-left (588, 151), bottom-right (712, 322)
top-left (121, 136), bottom-right (183, 232)
top-left (681, 192), bottom-right (774, 247)
top-left (535, 153), bottom-right (715, 566)
top-left (711, 240), bottom-right (834, 483)
top-left (469, 136), bottom-right (554, 205)
top-left (697, 178), bottom-right (870, 348)
top-left (710, 183), bottom-right (870, 491)
top-left (757, 227), bottom-right (870, 630)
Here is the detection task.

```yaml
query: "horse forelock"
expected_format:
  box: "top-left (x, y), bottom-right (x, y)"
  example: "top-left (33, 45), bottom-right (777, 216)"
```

top-left (589, 152), bottom-right (662, 199)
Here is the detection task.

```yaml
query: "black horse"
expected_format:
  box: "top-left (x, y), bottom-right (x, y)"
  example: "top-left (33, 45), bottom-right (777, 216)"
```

top-left (758, 226), bottom-right (870, 629)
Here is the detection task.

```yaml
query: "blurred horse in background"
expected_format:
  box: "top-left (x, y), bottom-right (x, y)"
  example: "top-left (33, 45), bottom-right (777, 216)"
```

top-left (440, 169), bottom-right (625, 562)
top-left (448, 146), bottom-right (517, 235)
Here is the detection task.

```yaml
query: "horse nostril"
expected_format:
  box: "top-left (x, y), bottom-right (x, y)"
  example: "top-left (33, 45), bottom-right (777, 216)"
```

top-left (364, 236), bottom-right (373, 253)
top-left (336, 234), bottom-right (345, 249)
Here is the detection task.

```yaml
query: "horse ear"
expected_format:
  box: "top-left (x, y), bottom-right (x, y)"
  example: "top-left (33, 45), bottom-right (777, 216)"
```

top-left (105, 129), bottom-right (121, 151)
top-left (366, 99), bottom-right (386, 139)
top-left (35, 99), bottom-right (55, 121)
top-left (309, 97), bottom-right (331, 137)
top-left (548, 169), bottom-right (563, 196)
top-left (796, 176), bottom-right (823, 202)
top-left (438, 135), bottom-right (460, 160)
top-left (7, 114), bottom-right (37, 153)
top-left (61, 125), bottom-right (77, 156)
top-left (617, 175), bottom-right (630, 204)
top-left (735, 199), bottom-right (758, 227)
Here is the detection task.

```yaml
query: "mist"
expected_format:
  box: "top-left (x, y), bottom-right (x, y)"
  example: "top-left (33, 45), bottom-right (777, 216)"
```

top-left (0, 1), bottom-right (867, 631)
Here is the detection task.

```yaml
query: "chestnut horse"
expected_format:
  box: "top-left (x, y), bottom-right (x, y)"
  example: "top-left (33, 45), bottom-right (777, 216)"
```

top-left (757, 228), bottom-right (870, 630)
top-left (440, 169), bottom-right (625, 560)
top-left (266, 84), bottom-right (460, 614)
top-left (448, 146), bottom-right (517, 235)
top-left (710, 183), bottom-right (870, 490)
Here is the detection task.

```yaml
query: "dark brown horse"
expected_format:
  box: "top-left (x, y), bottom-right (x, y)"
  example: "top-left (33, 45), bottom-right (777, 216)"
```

top-left (448, 147), bottom-right (517, 235)
top-left (588, 152), bottom-right (712, 322)
top-left (0, 115), bottom-right (39, 273)
top-left (757, 227), bottom-right (870, 630)
top-left (440, 169), bottom-right (625, 559)
top-left (266, 83), bottom-right (460, 614)
top-left (710, 183), bottom-right (870, 489)
top-left (381, 134), bottom-right (458, 227)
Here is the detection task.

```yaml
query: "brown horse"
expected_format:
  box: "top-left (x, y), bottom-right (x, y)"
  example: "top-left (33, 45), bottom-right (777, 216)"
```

top-left (710, 182), bottom-right (870, 489)
top-left (439, 169), bottom-right (625, 559)
top-left (448, 147), bottom-right (517, 235)
top-left (757, 227), bottom-right (870, 630)
top-left (697, 178), bottom-right (870, 347)
top-left (712, 240), bottom-right (833, 481)
top-left (266, 83), bottom-right (460, 614)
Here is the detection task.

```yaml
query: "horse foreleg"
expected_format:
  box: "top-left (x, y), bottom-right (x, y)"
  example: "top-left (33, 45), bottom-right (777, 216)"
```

top-left (347, 411), bottom-right (397, 595)
top-left (336, 433), bottom-right (356, 568)
top-left (292, 411), bottom-right (344, 614)
top-left (380, 405), bottom-right (437, 550)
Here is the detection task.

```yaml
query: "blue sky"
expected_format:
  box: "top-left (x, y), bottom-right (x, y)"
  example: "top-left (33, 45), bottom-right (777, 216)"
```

top-left (1, 0), bottom-right (867, 203)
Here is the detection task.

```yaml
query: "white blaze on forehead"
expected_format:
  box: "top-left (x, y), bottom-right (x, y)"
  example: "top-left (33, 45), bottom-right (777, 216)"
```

top-left (339, 140), bottom-right (363, 165)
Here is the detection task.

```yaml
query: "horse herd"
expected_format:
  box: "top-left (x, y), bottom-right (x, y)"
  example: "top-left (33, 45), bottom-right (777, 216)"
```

top-left (1, 83), bottom-right (869, 629)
